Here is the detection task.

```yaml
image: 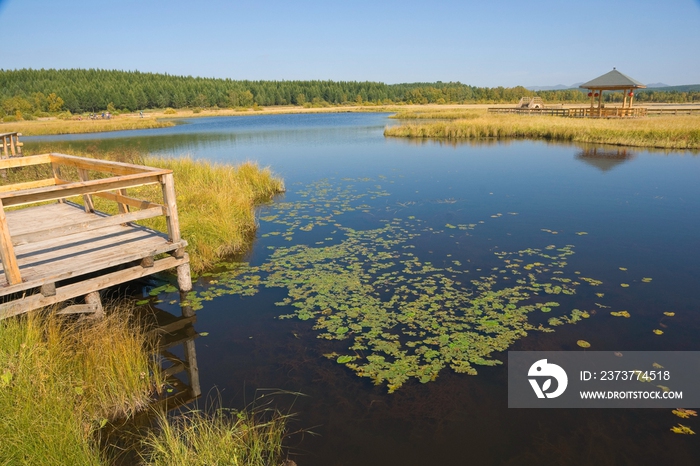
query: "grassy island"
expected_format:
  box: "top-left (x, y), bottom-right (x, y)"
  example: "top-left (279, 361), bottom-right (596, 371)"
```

top-left (385, 110), bottom-right (700, 150)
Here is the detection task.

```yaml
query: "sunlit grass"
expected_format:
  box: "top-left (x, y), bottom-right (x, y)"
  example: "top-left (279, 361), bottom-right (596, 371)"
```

top-left (141, 407), bottom-right (288, 466)
top-left (385, 113), bottom-right (700, 150)
top-left (123, 157), bottom-right (285, 272)
top-left (0, 305), bottom-right (158, 465)
top-left (2, 117), bottom-right (175, 136)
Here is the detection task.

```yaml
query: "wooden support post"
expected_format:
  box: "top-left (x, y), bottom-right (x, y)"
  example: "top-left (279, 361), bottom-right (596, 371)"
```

top-left (15, 133), bottom-right (22, 156)
top-left (160, 173), bottom-right (181, 243)
top-left (77, 168), bottom-right (95, 213)
top-left (51, 163), bottom-right (65, 203)
top-left (2, 136), bottom-right (7, 158)
top-left (9, 135), bottom-right (15, 157)
top-left (116, 188), bottom-right (129, 214)
top-left (85, 291), bottom-right (104, 319)
top-left (0, 199), bottom-right (22, 286)
top-left (177, 264), bottom-right (192, 292)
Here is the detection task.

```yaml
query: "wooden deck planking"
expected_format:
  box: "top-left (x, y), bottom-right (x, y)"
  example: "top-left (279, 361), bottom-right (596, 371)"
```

top-left (0, 202), bottom-right (185, 293)
top-left (0, 154), bottom-right (192, 317)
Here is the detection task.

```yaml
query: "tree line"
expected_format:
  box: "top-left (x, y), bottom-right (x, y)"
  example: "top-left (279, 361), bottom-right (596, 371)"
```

top-left (1, 68), bottom-right (698, 116)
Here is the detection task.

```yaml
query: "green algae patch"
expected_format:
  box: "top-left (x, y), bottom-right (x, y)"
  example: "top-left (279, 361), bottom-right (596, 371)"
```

top-left (182, 178), bottom-right (604, 393)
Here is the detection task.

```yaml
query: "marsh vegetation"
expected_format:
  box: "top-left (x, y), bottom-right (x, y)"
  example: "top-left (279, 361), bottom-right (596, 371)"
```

top-left (386, 110), bottom-right (700, 150)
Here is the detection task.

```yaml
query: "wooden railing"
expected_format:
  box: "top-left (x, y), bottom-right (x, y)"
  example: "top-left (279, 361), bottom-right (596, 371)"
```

top-left (488, 107), bottom-right (648, 118)
top-left (0, 132), bottom-right (23, 158)
top-left (0, 153), bottom-right (183, 287)
top-left (568, 107), bottom-right (647, 118)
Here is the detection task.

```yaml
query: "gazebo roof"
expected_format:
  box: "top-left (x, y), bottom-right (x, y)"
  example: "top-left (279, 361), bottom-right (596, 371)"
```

top-left (579, 69), bottom-right (646, 90)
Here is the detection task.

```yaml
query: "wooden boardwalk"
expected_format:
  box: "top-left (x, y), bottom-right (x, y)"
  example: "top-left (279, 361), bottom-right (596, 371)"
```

top-left (487, 107), bottom-right (648, 118)
top-left (0, 153), bottom-right (191, 319)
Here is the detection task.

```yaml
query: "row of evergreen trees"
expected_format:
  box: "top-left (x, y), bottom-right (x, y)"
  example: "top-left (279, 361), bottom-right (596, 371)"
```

top-left (1, 68), bottom-right (698, 115)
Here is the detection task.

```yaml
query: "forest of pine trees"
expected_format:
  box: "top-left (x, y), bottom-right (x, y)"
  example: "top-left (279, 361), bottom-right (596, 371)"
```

top-left (1, 68), bottom-right (698, 118)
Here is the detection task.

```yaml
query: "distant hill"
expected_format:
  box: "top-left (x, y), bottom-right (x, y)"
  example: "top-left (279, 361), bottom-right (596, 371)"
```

top-left (641, 84), bottom-right (700, 92)
top-left (646, 83), bottom-right (670, 88)
top-left (525, 82), bottom-right (584, 91)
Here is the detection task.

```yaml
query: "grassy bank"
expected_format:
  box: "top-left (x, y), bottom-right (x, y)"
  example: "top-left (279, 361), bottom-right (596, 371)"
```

top-left (0, 305), bottom-right (290, 465)
top-left (3, 117), bottom-right (175, 136)
top-left (0, 306), bottom-right (156, 464)
top-left (384, 113), bottom-right (700, 150)
top-left (132, 157), bottom-right (285, 272)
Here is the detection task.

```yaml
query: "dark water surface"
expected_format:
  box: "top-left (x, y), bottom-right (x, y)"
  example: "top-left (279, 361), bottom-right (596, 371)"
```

top-left (27, 114), bottom-right (700, 465)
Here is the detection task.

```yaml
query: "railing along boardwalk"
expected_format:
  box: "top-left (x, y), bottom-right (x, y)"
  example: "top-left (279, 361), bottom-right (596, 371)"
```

top-left (0, 132), bottom-right (23, 158)
top-left (0, 153), bottom-right (191, 319)
top-left (487, 107), bottom-right (648, 118)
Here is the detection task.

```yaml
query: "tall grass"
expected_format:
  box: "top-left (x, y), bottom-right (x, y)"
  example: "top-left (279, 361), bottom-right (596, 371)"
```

top-left (0, 305), bottom-right (157, 465)
top-left (141, 408), bottom-right (288, 466)
top-left (2, 117), bottom-right (175, 136)
top-left (390, 109), bottom-right (485, 120)
top-left (385, 113), bottom-right (700, 150)
top-left (125, 157), bottom-right (285, 272)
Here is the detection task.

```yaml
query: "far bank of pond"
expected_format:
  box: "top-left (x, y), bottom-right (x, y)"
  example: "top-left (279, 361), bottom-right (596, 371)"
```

top-left (10, 104), bottom-right (700, 150)
top-left (385, 111), bottom-right (700, 150)
top-left (21, 112), bottom-right (700, 465)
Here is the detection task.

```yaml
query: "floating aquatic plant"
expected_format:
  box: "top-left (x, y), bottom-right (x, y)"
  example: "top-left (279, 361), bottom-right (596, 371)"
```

top-left (182, 177), bottom-right (605, 392)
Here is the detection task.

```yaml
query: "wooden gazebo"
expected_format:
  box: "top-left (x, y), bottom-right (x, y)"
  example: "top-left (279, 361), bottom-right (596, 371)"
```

top-left (577, 68), bottom-right (647, 118)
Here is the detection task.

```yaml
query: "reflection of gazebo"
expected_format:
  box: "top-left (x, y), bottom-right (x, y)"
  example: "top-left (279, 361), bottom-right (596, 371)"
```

top-left (576, 147), bottom-right (635, 172)
top-left (577, 68), bottom-right (647, 118)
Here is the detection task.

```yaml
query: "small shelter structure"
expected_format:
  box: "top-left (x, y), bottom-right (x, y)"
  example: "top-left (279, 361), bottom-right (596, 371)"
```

top-left (578, 68), bottom-right (647, 118)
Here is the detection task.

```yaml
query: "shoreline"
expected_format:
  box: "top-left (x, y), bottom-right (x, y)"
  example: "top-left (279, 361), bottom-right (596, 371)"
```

top-left (5, 103), bottom-right (700, 137)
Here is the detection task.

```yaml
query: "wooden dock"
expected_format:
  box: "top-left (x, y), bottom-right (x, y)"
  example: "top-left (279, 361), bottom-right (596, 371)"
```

top-left (0, 153), bottom-right (191, 319)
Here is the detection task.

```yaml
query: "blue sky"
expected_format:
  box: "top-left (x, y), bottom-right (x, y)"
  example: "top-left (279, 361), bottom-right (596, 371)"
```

top-left (1, 0), bottom-right (699, 87)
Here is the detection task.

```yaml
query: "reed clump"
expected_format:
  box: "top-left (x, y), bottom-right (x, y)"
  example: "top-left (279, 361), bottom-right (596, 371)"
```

top-left (125, 157), bottom-right (285, 272)
top-left (0, 305), bottom-right (158, 465)
top-left (2, 117), bottom-right (175, 136)
top-left (141, 408), bottom-right (288, 466)
top-left (384, 113), bottom-right (700, 150)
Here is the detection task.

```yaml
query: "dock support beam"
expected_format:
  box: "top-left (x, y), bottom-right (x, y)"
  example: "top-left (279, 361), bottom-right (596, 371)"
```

top-left (177, 264), bottom-right (192, 292)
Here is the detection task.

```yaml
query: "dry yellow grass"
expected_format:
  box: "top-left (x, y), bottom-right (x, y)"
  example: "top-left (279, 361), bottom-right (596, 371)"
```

top-left (385, 113), bottom-right (700, 150)
top-left (2, 117), bottom-right (175, 136)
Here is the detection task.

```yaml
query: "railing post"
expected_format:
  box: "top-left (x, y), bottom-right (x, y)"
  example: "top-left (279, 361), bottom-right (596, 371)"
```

top-left (77, 168), bottom-right (95, 213)
top-left (0, 199), bottom-right (22, 285)
top-left (160, 173), bottom-right (181, 243)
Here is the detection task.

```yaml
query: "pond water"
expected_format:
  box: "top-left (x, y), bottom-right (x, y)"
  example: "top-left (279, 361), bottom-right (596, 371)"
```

top-left (26, 114), bottom-right (700, 465)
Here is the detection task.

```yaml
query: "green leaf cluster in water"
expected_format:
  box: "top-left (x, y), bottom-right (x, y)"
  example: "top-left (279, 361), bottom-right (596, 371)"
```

top-left (182, 177), bottom-right (602, 392)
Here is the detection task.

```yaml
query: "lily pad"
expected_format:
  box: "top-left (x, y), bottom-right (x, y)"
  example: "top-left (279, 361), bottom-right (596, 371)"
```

top-left (653, 329), bottom-right (664, 335)
top-left (576, 340), bottom-right (591, 348)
